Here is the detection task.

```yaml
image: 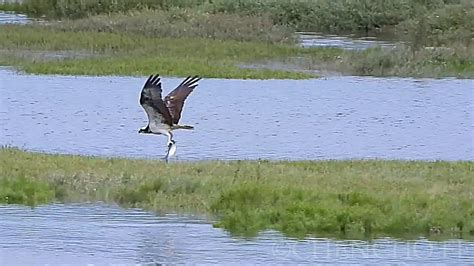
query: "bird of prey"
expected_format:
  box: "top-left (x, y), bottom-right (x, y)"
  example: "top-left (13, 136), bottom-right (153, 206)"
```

top-left (139, 74), bottom-right (201, 162)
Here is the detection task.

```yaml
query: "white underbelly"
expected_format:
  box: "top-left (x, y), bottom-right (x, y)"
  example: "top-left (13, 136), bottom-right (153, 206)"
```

top-left (149, 120), bottom-right (171, 134)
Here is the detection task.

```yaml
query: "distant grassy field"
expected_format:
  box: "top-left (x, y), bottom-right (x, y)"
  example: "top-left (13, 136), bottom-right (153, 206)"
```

top-left (1, 23), bottom-right (472, 79)
top-left (0, 23), bottom-right (318, 79)
top-left (1, 0), bottom-right (468, 36)
top-left (0, 1), bottom-right (472, 78)
top-left (1, 147), bottom-right (473, 239)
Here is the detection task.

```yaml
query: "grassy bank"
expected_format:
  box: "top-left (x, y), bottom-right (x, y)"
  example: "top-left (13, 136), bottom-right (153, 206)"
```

top-left (47, 9), bottom-right (295, 44)
top-left (0, 23), bottom-right (315, 79)
top-left (1, 147), bottom-right (473, 239)
top-left (0, 0), bottom-right (472, 78)
top-left (1, 22), bottom-right (472, 78)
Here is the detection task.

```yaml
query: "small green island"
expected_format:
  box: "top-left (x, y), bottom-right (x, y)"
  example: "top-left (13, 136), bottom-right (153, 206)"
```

top-left (0, 0), bottom-right (472, 79)
top-left (1, 147), bottom-right (473, 239)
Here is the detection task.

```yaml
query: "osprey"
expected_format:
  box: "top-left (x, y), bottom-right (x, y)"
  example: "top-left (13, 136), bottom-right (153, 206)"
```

top-left (139, 74), bottom-right (201, 162)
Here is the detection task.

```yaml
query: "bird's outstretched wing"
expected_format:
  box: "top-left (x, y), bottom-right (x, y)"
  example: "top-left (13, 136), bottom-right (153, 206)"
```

top-left (164, 76), bottom-right (201, 124)
top-left (140, 74), bottom-right (173, 127)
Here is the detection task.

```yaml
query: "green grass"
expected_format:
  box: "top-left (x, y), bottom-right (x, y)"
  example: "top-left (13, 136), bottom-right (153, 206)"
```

top-left (0, 24), bottom-right (316, 79)
top-left (1, 147), bottom-right (473, 239)
top-left (50, 9), bottom-right (295, 44)
top-left (0, 0), bottom-right (465, 35)
top-left (1, 0), bottom-right (471, 52)
top-left (344, 46), bottom-right (474, 77)
top-left (0, 54), bottom-right (313, 79)
top-left (1, 23), bottom-right (472, 79)
top-left (0, 0), bottom-right (191, 19)
top-left (0, 176), bottom-right (54, 206)
top-left (396, 2), bottom-right (473, 48)
top-left (0, 2), bottom-right (472, 79)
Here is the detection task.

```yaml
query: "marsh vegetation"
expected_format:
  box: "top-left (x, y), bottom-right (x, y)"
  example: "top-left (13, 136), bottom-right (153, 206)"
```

top-left (0, 0), bottom-right (472, 78)
top-left (0, 0), bottom-right (472, 241)
top-left (1, 147), bottom-right (473, 239)
top-left (1, 0), bottom-right (470, 35)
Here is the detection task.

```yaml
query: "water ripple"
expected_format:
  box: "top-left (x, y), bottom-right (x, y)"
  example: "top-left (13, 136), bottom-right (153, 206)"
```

top-left (0, 70), bottom-right (473, 161)
top-left (0, 204), bottom-right (473, 264)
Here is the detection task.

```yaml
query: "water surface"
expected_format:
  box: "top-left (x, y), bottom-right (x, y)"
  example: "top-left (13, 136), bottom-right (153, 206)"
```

top-left (0, 204), bottom-right (473, 264)
top-left (0, 69), bottom-right (473, 160)
top-left (0, 11), bottom-right (30, 24)
top-left (298, 32), bottom-right (399, 50)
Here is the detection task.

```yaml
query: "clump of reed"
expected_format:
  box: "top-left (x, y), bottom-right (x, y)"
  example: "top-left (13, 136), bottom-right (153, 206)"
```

top-left (1, 0), bottom-right (463, 35)
top-left (0, 0), bottom-right (205, 19)
top-left (51, 9), bottom-right (295, 44)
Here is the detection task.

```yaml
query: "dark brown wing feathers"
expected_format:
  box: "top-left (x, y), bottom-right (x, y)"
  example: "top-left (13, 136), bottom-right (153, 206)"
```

top-left (139, 74), bottom-right (173, 126)
top-left (165, 76), bottom-right (201, 124)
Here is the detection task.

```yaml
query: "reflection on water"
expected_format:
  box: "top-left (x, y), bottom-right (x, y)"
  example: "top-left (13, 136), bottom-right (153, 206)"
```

top-left (0, 69), bottom-right (472, 161)
top-left (0, 204), bottom-right (473, 264)
top-left (298, 32), bottom-right (399, 50)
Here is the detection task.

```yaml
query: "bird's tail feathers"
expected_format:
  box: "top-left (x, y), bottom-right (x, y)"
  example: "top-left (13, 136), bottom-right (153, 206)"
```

top-left (172, 124), bottom-right (194, 130)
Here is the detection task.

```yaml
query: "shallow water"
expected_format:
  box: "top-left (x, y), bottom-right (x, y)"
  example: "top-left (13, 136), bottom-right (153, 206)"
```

top-left (0, 11), bottom-right (30, 24)
top-left (1, 69), bottom-right (473, 161)
top-left (298, 32), bottom-right (399, 50)
top-left (0, 204), bottom-right (473, 264)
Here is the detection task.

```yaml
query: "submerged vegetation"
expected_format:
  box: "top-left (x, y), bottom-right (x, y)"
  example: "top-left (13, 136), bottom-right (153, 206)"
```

top-left (0, 0), bottom-right (472, 78)
top-left (1, 147), bottom-right (473, 239)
